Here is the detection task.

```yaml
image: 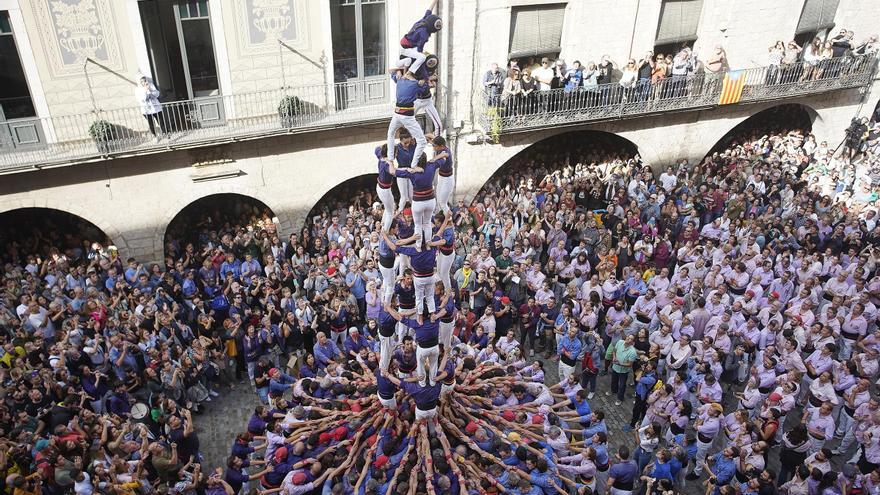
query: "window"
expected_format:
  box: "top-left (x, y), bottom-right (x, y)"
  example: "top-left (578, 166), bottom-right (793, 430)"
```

top-left (654, 0), bottom-right (703, 53)
top-left (176, 1), bottom-right (219, 97)
top-left (0, 11), bottom-right (36, 120)
top-left (330, 0), bottom-right (386, 83)
top-left (508, 4), bottom-right (565, 60)
top-left (795, 0), bottom-right (840, 35)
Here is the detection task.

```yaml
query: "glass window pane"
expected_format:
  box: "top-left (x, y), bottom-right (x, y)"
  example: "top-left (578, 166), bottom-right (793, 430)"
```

top-left (361, 2), bottom-right (385, 77)
top-left (330, 0), bottom-right (358, 81)
top-left (0, 35), bottom-right (35, 119)
top-left (198, 0), bottom-right (209, 18)
top-left (0, 12), bottom-right (11, 34)
top-left (181, 19), bottom-right (219, 96)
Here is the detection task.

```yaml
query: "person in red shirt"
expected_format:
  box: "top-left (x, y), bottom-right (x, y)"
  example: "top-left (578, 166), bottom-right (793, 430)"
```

top-left (453, 302), bottom-right (476, 342)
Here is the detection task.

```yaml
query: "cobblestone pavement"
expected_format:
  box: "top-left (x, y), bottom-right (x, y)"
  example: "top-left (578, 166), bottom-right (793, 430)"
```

top-left (196, 351), bottom-right (849, 494)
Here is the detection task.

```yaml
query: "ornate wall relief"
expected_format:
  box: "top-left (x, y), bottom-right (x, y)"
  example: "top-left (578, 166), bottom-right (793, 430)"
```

top-left (235, 0), bottom-right (309, 55)
top-left (31, 0), bottom-right (122, 76)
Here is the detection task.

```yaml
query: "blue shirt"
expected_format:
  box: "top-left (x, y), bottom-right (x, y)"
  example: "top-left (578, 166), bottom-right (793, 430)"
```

top-left (636, 372), bottom-right (658, 400)
top-left (650, 460), bottom-right (673, 481)
top-left (402, 317), bottom-right (439, 347)
top-left (220, 260), bottom-right (241, 280)
top-left (395, 160), bottom-right (441, 193)
top-left (346, 271), bottom-right (366, 299)
top-left (609, 460), bottom-right (638, 486)
top-left (557, 334), bottom-right (583, 361)
top-left (711, 452), bottom-right (736, 486)
top-left (402, 10), bottom-right (435, 51)
top-left (376, 147), bottom-right (395, 186)
top-left (313, 340), bottom-right (341, 366)
top-left (395, 245), bottom-right (437, 276)
top-left (392, 73), bottom-right (423, 107)
top-left (396, 142), bottom-right (416, 168)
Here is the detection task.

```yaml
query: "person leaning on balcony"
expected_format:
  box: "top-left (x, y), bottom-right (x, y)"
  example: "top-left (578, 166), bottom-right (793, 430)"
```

top-left (482, 63), bottom-right (504, 107)
top-left (801, 37), bottom-right (823, 81)
top-left (781, 40), bottom-right (802, 83)
top-left (533, 57), bottom-right (555, 92)
top-left (519, 68), bottom-right (538, 114)
top-left (135, 73), bottom-right (167, 142)
top-left (619, 59), bottom-right (638, 101)
top-left (501, 68), bottom-right (523, 115)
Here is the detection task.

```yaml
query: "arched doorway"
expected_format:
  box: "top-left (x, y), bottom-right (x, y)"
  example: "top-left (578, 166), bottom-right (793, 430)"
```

top-left (471, 130), bottom-right (640, 206)
top-left (304, 174), bottom-right (384, 234)
top-left (705, 103), bottom-right (816, 157)
top-left (164, 194), bottom-right (278, 261)
top-left (0, 208), bottom-right (114, 263)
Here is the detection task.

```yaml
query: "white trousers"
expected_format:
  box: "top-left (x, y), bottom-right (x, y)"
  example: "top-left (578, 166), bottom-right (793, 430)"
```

top-left (439, 320), bottom-right (454, 350)
top-left (416, 344), bottom-right (440, 385)
top-left (414, 97), bottom-right (443, 135)
top-left (397, 253), bottom-right (410, 277)
top-left (379, 395), bottom-right (398, 410)
top-left (414, 274), bottom-right (436, 314)
top-left (396, 177), bottom-right (413, 211)
top-left (436, 175), bottom-right (454, 214)
top-left (415, 406), bottom-right (438, 420)
top-left (376, 184), bottom-right (396, 231)
top-left (558, 360), bottom-right (575, 383)
top-left (400, 47), bottom-right (426, 75)
top-left (808, 435), bottom-right (825, 454)
top-left (379, 262), bottom-right (396, 304)
top-left (379, 333), bottom-right (395, 371)
top-left (387, 113), bottom-right (426, 167)
top-left (693, 437), bottom-right (714, 474)
top-left (412, 198), bottom-right (436, 245)
top-left (437, 252), bottom-right (454, 291)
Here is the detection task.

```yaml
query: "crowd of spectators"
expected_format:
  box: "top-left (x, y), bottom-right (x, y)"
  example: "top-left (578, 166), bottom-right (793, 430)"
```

top-left (482, 31), bottom-right (880, 116)
top-left (3, 97), bottom-right (880, 495)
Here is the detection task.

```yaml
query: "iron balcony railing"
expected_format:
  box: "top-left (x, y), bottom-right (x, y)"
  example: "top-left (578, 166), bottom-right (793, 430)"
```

top-left (0, 80), bottom-right (393, 172)
top-left (477, 54), bottom-right (879, 137)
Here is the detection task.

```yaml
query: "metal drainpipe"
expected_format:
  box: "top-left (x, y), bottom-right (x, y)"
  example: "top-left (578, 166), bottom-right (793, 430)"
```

top-left (627, 0), bottom-right (641, 60)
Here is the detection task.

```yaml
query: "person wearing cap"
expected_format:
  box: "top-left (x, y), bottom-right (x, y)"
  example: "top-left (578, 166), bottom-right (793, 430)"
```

top-left (267, 367), bottom-right (296, 402)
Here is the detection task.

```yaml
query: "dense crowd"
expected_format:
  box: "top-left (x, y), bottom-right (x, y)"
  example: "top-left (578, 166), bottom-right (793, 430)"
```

top-left (2, 99), bottom-right (880, 495)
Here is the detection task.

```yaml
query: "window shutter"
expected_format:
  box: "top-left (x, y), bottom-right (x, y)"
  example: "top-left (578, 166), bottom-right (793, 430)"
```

top-left (796, 0), bottom-right (840, 34)
top-left (508, 4), bottom-right (566, 59)
top-left (655, 0), bottom-right (704, 45)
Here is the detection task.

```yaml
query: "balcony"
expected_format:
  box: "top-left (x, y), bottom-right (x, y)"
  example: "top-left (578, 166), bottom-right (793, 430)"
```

top-left (477, 55), bottom-right (878, 137)
top-left (0, 81), bottom-right (392, 173)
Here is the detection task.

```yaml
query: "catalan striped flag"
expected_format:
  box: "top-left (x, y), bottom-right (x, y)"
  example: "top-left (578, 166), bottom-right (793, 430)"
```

top-left (718, 70), bottom-right (745, 105)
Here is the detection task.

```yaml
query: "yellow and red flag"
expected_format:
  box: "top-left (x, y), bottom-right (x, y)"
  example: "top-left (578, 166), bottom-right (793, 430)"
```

top-left (718, 70), bottom-right (745, 105)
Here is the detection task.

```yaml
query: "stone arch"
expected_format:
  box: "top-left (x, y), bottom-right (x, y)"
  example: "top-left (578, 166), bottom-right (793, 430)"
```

top-left (301, 174), bottom-right (383, 230)
top-left (464, 130), bottom-right (641, 204)
top-left (456, 126), bottom-right (652, 204)
top-left (0, 207), bottom-right (118, 260)
top-left (703, 103), bottom-right (820, 158)
top-left (162, 193), bottom-right (280, 260)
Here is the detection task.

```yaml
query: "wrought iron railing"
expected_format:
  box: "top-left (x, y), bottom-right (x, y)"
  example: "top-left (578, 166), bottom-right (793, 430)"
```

top-left (476, 55), bottom-right (878, 137)
top-left (0, 80), bottom-right (392, 172)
